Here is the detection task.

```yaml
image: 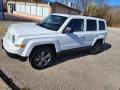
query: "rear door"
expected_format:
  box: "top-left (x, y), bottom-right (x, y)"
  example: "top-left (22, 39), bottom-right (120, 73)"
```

top-left (83, 19), bottom-right (98, 46)
top-left (98, 20), bottom-right (107, 41)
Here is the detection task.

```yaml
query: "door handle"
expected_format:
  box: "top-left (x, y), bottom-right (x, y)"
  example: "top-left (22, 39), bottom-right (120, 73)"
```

top-left (95, 35), bottom-right (98, 37)
top-left (81, 35), bottom-right (85, 39)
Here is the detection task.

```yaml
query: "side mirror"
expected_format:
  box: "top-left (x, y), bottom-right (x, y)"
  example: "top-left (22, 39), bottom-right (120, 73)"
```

top-left (64, 27), bottom-right (73, 33)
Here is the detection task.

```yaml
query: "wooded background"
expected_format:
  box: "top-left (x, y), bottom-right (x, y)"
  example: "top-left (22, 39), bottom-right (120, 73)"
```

top-left (80, 0), bottom-right (120, 27)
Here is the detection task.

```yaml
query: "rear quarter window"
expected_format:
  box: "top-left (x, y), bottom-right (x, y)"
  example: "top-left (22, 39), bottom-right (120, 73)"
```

top-left (99, 21), bottom-right (105, 30)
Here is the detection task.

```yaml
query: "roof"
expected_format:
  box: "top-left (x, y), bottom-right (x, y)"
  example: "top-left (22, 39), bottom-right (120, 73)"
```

top-left (52, 13), bottom-right (105, 21)
top-left (52, 13), bottom-right (70, 17)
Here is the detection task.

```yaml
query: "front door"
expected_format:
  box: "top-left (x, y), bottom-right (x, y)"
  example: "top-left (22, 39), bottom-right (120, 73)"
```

top-left (58, 19), bottom-right (86, 51)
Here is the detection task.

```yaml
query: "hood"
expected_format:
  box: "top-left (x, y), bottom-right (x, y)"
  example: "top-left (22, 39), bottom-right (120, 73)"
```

top-left (9, 23), bottom-right (58, 37)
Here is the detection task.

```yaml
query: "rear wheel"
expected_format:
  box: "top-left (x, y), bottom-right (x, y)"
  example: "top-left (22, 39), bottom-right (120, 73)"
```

top-left (90, 41), bottom-right (103, 55)
top-left (29, 46), bottom-right (55, 70)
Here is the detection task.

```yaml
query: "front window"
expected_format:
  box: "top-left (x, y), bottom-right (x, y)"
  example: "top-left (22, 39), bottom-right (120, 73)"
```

top-left (37, 15), bottom-right (67, 31)
top-left (66, 19), bottom-right (84, 32)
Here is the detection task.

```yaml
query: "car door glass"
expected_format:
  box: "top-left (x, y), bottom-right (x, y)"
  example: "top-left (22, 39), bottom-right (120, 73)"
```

top-left (99, 21), bottom-right (105, 30)
top-left (66, 19), bottom-right (84, 32)
top-left (87, 19), bottom-right (97, 31)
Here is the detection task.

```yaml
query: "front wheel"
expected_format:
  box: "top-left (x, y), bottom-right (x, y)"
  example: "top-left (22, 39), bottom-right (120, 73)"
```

top-left (90, 41), bottom-right (103, 55)
top-left (29, 46), bottom-right (55, 70)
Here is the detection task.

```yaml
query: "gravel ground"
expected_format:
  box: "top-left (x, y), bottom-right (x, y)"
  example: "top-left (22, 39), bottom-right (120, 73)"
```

top-left (0, 21), bottom-right (120, 90)
top-left (0, 78), bottom-right (10, 90)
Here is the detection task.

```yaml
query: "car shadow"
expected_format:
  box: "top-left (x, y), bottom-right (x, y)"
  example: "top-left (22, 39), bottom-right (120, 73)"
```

top-left (0, 69), bottom-right (20, 90)
top-left (50, 43), bottom-right (112, 68)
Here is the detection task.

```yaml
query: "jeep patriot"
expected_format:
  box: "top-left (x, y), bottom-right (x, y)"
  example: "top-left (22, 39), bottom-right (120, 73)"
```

top-left (2, 13), bottom-right (107, 69)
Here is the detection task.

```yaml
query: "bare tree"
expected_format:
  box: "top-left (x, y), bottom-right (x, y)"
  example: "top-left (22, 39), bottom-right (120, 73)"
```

top-left (80, 0), bottom-right (120, 27)
top-left (106, 6), bottom-right (120, 27)
top-left (80, 0), bottom-right (105, 15)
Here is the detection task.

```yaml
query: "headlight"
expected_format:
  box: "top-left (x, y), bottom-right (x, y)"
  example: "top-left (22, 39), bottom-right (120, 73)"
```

top-left (12, 35), bottom-right (15, 43)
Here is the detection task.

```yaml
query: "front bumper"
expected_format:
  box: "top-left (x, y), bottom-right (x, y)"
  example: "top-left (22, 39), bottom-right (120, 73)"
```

top-left (1, 39), bottom-right (27, 61)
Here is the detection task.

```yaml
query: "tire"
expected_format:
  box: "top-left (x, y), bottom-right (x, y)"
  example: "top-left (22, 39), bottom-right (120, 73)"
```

top-left (29, 46), bottom-right (55, 70)
top-left (90, 41), bottom-right (103, 55)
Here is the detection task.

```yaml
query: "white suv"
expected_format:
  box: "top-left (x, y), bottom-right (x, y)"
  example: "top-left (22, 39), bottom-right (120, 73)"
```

top-left (2, 14), bottom-right (107, 69)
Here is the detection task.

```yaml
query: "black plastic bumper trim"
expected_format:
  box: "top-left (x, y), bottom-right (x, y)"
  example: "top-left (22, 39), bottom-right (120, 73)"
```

top-left (1, 39), bottom-right (27, 61)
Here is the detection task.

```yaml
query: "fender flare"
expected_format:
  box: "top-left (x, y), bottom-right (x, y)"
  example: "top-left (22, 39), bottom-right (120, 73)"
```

top-left (21, 39), bottom-right (61, 57)
top-left (92, 37), bottom-right (104, 46)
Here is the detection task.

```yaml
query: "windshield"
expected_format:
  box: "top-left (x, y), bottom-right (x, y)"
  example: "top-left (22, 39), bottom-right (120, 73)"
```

top-left (37, 15), bottom-right (67, 31)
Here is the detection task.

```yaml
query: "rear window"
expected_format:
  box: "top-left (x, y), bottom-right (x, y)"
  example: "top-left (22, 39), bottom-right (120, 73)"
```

top-left (99, 21), bottom-right (105, 30)
top-left (87, 19), bottom-right (97, 31)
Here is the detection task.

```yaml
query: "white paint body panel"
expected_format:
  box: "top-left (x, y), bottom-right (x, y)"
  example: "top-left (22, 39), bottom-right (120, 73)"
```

top-left (3, 14), bottom-right (108, 57)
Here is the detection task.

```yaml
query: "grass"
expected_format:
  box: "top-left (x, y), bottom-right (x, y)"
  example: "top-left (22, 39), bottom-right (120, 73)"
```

top-left (0, 28), bottom-right (6, 33)
top-left (0, 83), bottom-right (9, 90)
top-left (0, 86), bottom-right (8, 90)
top-left (0, 21), bottom-right (13, 33)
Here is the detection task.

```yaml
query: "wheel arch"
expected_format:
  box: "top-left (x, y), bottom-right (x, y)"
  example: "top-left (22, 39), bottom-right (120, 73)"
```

top-left (21, 39), bottom-right (61, 57)
top-left (92, 38), bottom-right (104, 46)
top-left (30, 44), bottom-right (56, 56)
